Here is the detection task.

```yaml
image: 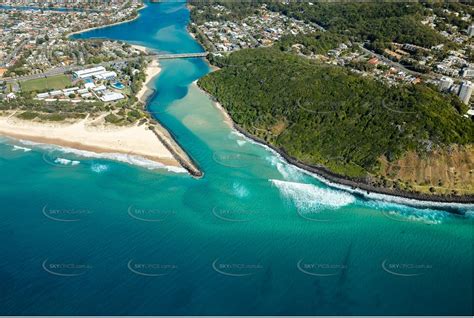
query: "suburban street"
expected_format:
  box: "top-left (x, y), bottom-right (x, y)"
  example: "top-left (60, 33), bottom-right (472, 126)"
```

top-left (0, 56), bottom-right (151, 84)
top-left (357, 44), bottom-right (437, 79)
top-left (0, 52), bottom-right (208, 84)
top-left (0, 39), bottom-right (27, 67)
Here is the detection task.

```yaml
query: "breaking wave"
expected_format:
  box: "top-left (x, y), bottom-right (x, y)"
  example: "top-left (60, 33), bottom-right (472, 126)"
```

top-left (228, 131), bottom-right (247, 147)
top-left (18, 140), bottom-right (186, 173)
top-left (91, 163), bottom-right (109, 173)
top-left (270, 179), bottom-right (355, 211)
top-left (279, 158), bottom-right (474, 213)
top-left (54, 158), bottom-right (80, 166)
top-left (266, 155), bottom-right (304, 182)
top-left (12, 145), bottom-right (32, 152)
top-left (232, 181), bottom-right (250, 198)
top-left (225, 129), bottom-right (474, 212)
top-left (365, 200), bottom-right (451, 224)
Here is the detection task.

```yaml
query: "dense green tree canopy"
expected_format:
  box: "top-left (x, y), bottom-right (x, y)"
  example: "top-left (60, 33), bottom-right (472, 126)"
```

top-left (199, 48), bottom-right (473, 177)
top-left (190, 1), bottom-right (451, 51)
top-left (266, 1), bottom-right (447, 49)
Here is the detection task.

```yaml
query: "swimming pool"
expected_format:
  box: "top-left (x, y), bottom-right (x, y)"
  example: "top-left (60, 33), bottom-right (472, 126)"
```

top-left (111, 82), bottom-right (125, 89)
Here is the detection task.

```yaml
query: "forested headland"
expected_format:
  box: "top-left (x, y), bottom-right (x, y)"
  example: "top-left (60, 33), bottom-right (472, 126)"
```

top-left (198, 48), bottom-right (474, 196)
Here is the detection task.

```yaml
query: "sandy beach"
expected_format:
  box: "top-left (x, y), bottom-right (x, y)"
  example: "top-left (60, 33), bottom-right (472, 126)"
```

top-left (136, 58), bottom-right (162, 103)
top-left (0, 4), bottom-right (206, 176)
top-left (131, 44), bottom-right (150, 55)
top-left (193, 82), bottom-right (232, 127)
top-left (0, 57), bottom-right (202, 175)
top-left (0, 114), bottom-right (180, 168)
top-left (212, 100), bottom-right (233, 127)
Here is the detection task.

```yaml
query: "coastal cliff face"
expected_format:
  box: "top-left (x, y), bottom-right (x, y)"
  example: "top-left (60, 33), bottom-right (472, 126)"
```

top-left (197, 48), bottom-right (474, 202)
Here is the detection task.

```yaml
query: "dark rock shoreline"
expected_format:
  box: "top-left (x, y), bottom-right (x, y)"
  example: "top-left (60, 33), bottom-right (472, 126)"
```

top-left (144, 87), bottom-right (203, 178)
top-left (188, 25), bottom-right (473, 204)
top-left (150, 125), bottom-right (203, 178)
top-left (231, 123), bottom-right (474, 205)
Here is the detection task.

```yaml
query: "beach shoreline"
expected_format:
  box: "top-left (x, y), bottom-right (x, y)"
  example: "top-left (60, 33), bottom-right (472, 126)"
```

top-left (131, 44), bottom-right (150, 55)
top-left (0, 2), bottom-right (204, 177)
top-left (0, 59), bottom-right (202, 176)
top-left (136, 59), bottom-right (202, 176)
top-left (0, 114), bottom-right (181, 168)
top-left (136, 58), bottom-right (161, 104)
top-left (0, 57), bottom-right (203, 176)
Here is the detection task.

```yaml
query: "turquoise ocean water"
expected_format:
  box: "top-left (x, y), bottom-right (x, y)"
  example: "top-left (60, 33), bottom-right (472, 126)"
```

top-left (0, 1), bottom-right (472, 315)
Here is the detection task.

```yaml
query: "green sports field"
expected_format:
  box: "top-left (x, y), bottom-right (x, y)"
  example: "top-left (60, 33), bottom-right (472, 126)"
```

top-left (20, 74), bottom-right (72, 92)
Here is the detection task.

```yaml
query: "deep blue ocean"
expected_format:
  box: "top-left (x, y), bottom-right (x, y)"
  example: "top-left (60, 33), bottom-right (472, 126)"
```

top-left (0, 1), bottom-right (472, 315)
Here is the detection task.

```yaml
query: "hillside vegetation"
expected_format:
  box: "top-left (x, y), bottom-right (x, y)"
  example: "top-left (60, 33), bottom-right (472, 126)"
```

top-left (266, 1), bottom-right (448, 50)
top-left (190, 1), bottom-right (451, 51)
top-left (198, 48), bottom-right (474, 194)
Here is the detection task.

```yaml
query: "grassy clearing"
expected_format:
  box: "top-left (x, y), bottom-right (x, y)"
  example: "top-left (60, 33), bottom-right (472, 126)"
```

top-left (379, 146), bottom-right (474, 195)
top-left (20, 75), bottom-right (71, 92)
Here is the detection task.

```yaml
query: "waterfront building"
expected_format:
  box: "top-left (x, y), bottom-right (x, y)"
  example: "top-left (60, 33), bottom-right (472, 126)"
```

top-left (49, 90), bottom-right (62, 96)
top-left (458, 80), bottom-right (473, 105)
top-left (73, 66), bottom-right (106, 79)
top-left (461, 67), bottom-right (474, 78)
top-left (439, 76), bottom-right (453, 91)
top-left (84, 82), bottom-right (95, 89)
top-left (468, 24), bottom-right (474, 37)
top-left (93, 84), bottom-right (106, 92)
top-left (100, 91), bottom-right (124, 102)
top-left (36, 92), bottom-right (49, 99)
top-left (93, 70), bottom-right (117, 80)
top-left (77, 88), bottom-right (89, 94)
top-left (62, 87), bottom-right (79, 95)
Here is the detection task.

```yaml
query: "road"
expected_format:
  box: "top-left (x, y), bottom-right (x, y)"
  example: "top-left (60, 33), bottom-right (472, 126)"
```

top-left (0, 39), bottom-right (27, 67)
top-left (0, 52), bottom-right (209, 84)
top-left (357, 44), bottom-right (436, 79)
top-left (154, 52), bottom-right (208, 59)
top-left (0, 56), bottom-right (152, 84)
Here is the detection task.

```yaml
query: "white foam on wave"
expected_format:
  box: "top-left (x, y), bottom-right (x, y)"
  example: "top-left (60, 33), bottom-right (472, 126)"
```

top-left (464, 210), bottom-right (474, 219)
top-left (385, 210), bottom-right (444, 225)
top-left (91, 163), bottom-right (109, 173)
top-left (270, 179), bottom-right (355, 212)
top-left (18, 140), bottom-right (186, 173)
top-left (363, 190), bottom-right (473, 211)
top-left (12, 145), bottom-right (32, 152)
top-left (314, 173), bottom-right (474, 212)
top-left (266, 144), bottom-right (473, 211)
top-left (269, 154), bottom-right (474, 212)
top-left (54, 157), bottom-right (80, 166)
top-left (232, 181), bottom-right (250, 198)
top-left (266, 155), bottom-right (304, 182)
top-left (17, 139), bottom-right (41, 146)
top-left (364, 200), bottom-right (449, 224)
top-left (228, 130), bottom-right (306, 182)
top-left (227, 129), bottom-right (474, 211)
top-left (228, 131), bottom-right (247, 147)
